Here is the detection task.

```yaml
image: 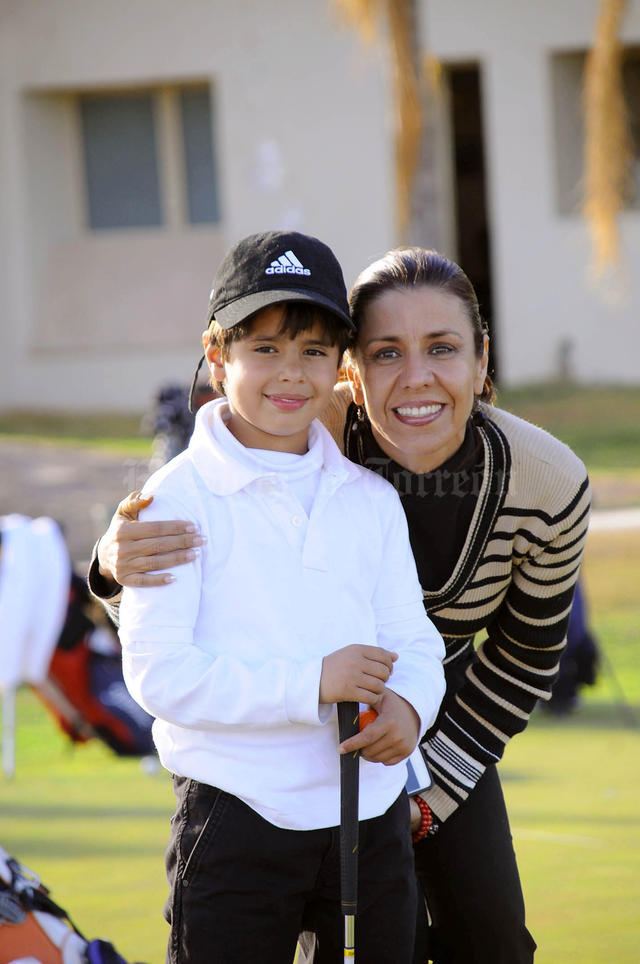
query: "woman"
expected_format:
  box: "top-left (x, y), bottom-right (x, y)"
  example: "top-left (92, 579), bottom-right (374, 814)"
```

top-left (91, 248), bottom-right (590, 962)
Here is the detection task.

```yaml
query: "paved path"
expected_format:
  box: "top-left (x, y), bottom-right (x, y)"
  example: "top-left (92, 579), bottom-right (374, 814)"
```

top-left (1, 437), bottom-right (638, 570)
top-left (588, 506), bottom-right (640, 531)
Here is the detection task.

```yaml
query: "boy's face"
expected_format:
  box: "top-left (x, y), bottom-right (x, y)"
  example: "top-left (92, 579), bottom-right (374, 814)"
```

top-left (204, 306), bottom-right (342, 454)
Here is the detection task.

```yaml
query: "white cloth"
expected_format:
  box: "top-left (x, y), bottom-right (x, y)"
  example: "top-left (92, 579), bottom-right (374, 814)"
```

top-left (0, 515), bottom-right (70, 689)
top-left (120, 398), bottom-right (445, 830)
top-left (210, 408), bottom-right (322, 515)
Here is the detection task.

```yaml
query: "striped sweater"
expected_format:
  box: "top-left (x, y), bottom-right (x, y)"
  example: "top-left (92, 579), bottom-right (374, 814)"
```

top-left (323, 384), bottom-right (591, 822)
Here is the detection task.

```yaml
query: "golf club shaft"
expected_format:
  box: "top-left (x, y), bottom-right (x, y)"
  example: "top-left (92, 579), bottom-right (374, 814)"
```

top-left (344, 913), bottom-right (355, 960)
top-left (337, 701), bottom-right (360, 958)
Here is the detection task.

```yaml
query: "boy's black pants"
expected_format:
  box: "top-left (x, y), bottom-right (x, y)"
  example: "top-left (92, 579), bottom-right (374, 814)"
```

top-left (165, 776), bottom-right (417, 963)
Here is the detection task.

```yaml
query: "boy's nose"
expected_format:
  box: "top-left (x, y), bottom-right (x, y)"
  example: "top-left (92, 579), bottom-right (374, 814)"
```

top-left (278, 354), bottom-right (305, 381)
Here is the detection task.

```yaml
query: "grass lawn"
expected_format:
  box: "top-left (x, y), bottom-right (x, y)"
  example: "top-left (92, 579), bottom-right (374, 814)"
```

top-left (0, 410), bottom-right (151, 458)
top-left (3, 383), bottom-right (640, 506)
top-left (1, 693), bottom-right (175, 962)
top-left (497, 383), bottom-right (640, 507)
top-left (1, 385), bottom-right (638, 961)
top-left (1, 527), bottom-right (638, 963)
top-left (501, 525), bottom-right (640, 963)
top-left (502, 716), bottom-right (639, 963)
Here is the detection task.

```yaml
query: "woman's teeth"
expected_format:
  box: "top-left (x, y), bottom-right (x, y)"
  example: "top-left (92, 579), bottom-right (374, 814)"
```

top-left (395, 404), bottom-right (442, 417)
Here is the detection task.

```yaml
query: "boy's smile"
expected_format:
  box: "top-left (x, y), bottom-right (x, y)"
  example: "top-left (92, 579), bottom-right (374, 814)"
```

top-left (205, 306), bottom-right (342, 454)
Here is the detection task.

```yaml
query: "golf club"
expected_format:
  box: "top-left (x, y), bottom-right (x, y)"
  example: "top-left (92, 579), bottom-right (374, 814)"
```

top-left (337, 700), bottom-right (360, 961)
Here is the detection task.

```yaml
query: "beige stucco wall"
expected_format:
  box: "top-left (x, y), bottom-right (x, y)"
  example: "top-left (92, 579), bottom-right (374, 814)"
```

top-left (2, 0), bottom-right (639, 413)
top-left (423, 0), bottom-right (640, 385)
top-left (0, 0), bottom-right (393, 412)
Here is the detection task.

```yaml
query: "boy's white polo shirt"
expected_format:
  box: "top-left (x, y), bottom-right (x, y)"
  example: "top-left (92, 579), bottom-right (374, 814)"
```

top-left (120, 399), bottom-right (445, 830)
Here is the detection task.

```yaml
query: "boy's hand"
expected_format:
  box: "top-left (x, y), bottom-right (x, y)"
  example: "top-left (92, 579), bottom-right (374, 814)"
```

top-left (98, 491), bottom-right (204, 588)
top-left (319, 645), bottom-right (397, 705)
top-left (338, 688), bottom-right (420, 766)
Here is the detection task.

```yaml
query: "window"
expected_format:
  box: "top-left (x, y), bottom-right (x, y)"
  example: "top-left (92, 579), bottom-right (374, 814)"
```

top-left (80, 84), bottom-right (221, 230)
top-left (551, 49), bottom-right (640, 215)
top-left (81, 93), bottom-right (162, 228)
top-left (180, 87), bottom-right (220, 224)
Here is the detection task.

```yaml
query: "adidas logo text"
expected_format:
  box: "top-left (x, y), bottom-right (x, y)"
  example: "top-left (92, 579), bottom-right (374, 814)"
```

top-left (265, 249), bottom-right (311, 276)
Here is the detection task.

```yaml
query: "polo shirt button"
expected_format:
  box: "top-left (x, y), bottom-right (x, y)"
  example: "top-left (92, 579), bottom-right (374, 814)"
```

top-left (291, 515), bottom-right (303, 527)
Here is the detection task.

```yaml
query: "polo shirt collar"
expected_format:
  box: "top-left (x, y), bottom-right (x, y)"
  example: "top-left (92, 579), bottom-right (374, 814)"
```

top-left (188, 397), bottom-right (360, 495)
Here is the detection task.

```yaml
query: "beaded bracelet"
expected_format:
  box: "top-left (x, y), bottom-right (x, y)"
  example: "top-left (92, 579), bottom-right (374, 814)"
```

top-left (411, 795), bottom-right (439, 843)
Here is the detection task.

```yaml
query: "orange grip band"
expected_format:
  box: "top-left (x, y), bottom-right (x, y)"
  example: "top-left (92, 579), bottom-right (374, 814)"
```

top-left (359, 708), bottom-right (378, 730)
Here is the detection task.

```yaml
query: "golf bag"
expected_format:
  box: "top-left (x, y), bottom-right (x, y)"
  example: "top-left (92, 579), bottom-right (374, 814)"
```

top-left (33, 574), bottom-right (155, 758)
top-left (0, 846), bottom-right (144, 964)
top-left (144, 382), bottom-right (218, 473)
top-left (549, 579), bottom-right (600, 714)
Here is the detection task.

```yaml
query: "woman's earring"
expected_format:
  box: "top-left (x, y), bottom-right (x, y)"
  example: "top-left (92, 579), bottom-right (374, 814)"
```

top-left (352, 404), bottom-right (366, 433)
top-left (471, 401), bottom-right (486, 426)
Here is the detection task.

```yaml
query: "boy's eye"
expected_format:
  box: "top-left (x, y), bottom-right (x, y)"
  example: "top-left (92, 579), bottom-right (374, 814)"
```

top-left (304, 347), bottom-right (328, 357)
top-left (254, 345), bottom-right (277, 353)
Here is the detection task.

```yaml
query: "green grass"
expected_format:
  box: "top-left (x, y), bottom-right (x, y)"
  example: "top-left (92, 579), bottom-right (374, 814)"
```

top-left (502, 719), bottom-right (639, 963)
top-left (496, 383), bottom-right (640, 506)
top-left (3, 384), bottom-right (640, 471)
top-left (3, 384), bottom-right (640, 505)
top-left (1, 526), bottom-right (638, 962)
top-left (497, 383), bottom-right (640, 471)
top-left (500, 526), bottom-right (640, 963)
top-left (1, 696), bottom-right (174, 962)
top-left (1, 388), bottom-right (639, 961)
top-left (0, 410), bottom-right (151, 457)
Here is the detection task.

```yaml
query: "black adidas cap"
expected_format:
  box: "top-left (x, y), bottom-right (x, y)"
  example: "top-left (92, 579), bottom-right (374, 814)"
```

top-left (205, 230), bottom-right (354, 331)
top-left (189, 230), bottom-right (354, 412)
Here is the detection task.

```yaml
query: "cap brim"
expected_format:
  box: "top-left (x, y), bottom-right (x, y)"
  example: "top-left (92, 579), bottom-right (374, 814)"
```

top-left (210, 288), bottom-right (355, 331)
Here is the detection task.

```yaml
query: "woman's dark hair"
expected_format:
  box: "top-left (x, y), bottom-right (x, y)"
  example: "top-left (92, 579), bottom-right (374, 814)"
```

top-left (349, 247), bottom-right (495, 404)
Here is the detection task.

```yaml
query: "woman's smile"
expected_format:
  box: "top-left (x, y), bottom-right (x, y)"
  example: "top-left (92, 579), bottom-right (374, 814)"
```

top-left (392, 401), bottom-right (444, 423)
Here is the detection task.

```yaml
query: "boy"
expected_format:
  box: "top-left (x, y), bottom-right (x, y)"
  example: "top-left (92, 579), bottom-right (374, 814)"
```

top-left (118, 230), bottom-right (445, 963)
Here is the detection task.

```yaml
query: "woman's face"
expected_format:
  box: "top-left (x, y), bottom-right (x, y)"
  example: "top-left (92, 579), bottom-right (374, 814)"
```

top-left (349, 285), bottom-right (489, 474)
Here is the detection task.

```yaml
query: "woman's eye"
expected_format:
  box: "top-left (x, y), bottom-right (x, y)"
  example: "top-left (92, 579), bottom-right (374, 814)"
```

top-left (372, 348), bottom-right (400, 361)
top-left (430, 344), bottom-right (455, 355)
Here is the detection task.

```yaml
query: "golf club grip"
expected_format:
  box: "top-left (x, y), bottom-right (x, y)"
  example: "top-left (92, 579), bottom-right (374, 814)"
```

top-left (337, 700), bottom-right (360, 916)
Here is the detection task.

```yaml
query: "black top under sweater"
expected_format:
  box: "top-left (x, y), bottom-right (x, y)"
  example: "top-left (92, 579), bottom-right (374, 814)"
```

top-left (344, 403), bottom-right (485, 593)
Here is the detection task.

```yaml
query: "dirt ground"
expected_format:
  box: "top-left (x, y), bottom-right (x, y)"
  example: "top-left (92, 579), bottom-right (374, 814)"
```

top-left (0, 439), bottom-right (149, 569)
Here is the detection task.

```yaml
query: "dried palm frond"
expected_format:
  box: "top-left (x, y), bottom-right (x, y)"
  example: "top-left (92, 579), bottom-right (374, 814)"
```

top-left (333, 0), bottom-right (422, 239)
top-left (332, 0), bottom-right (383, 44)
top-left (583, 0), bottom-right (632, 279)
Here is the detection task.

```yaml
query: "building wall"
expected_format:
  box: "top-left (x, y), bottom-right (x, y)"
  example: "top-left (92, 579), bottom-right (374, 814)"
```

top-left (424, 0), bottom-right (640, 385)
top-left (0, 0), bottom-right (393, 412)
top-left (1, 0), bottom-right (639, 414)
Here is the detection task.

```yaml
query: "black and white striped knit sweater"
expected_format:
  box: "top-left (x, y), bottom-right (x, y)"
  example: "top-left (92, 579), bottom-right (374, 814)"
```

top-left (324, 385), bottom-right (591, 822)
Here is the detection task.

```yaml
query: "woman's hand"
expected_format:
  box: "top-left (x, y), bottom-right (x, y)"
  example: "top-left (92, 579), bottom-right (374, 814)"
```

top-left (97, 490), bottom-right (205, 588)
